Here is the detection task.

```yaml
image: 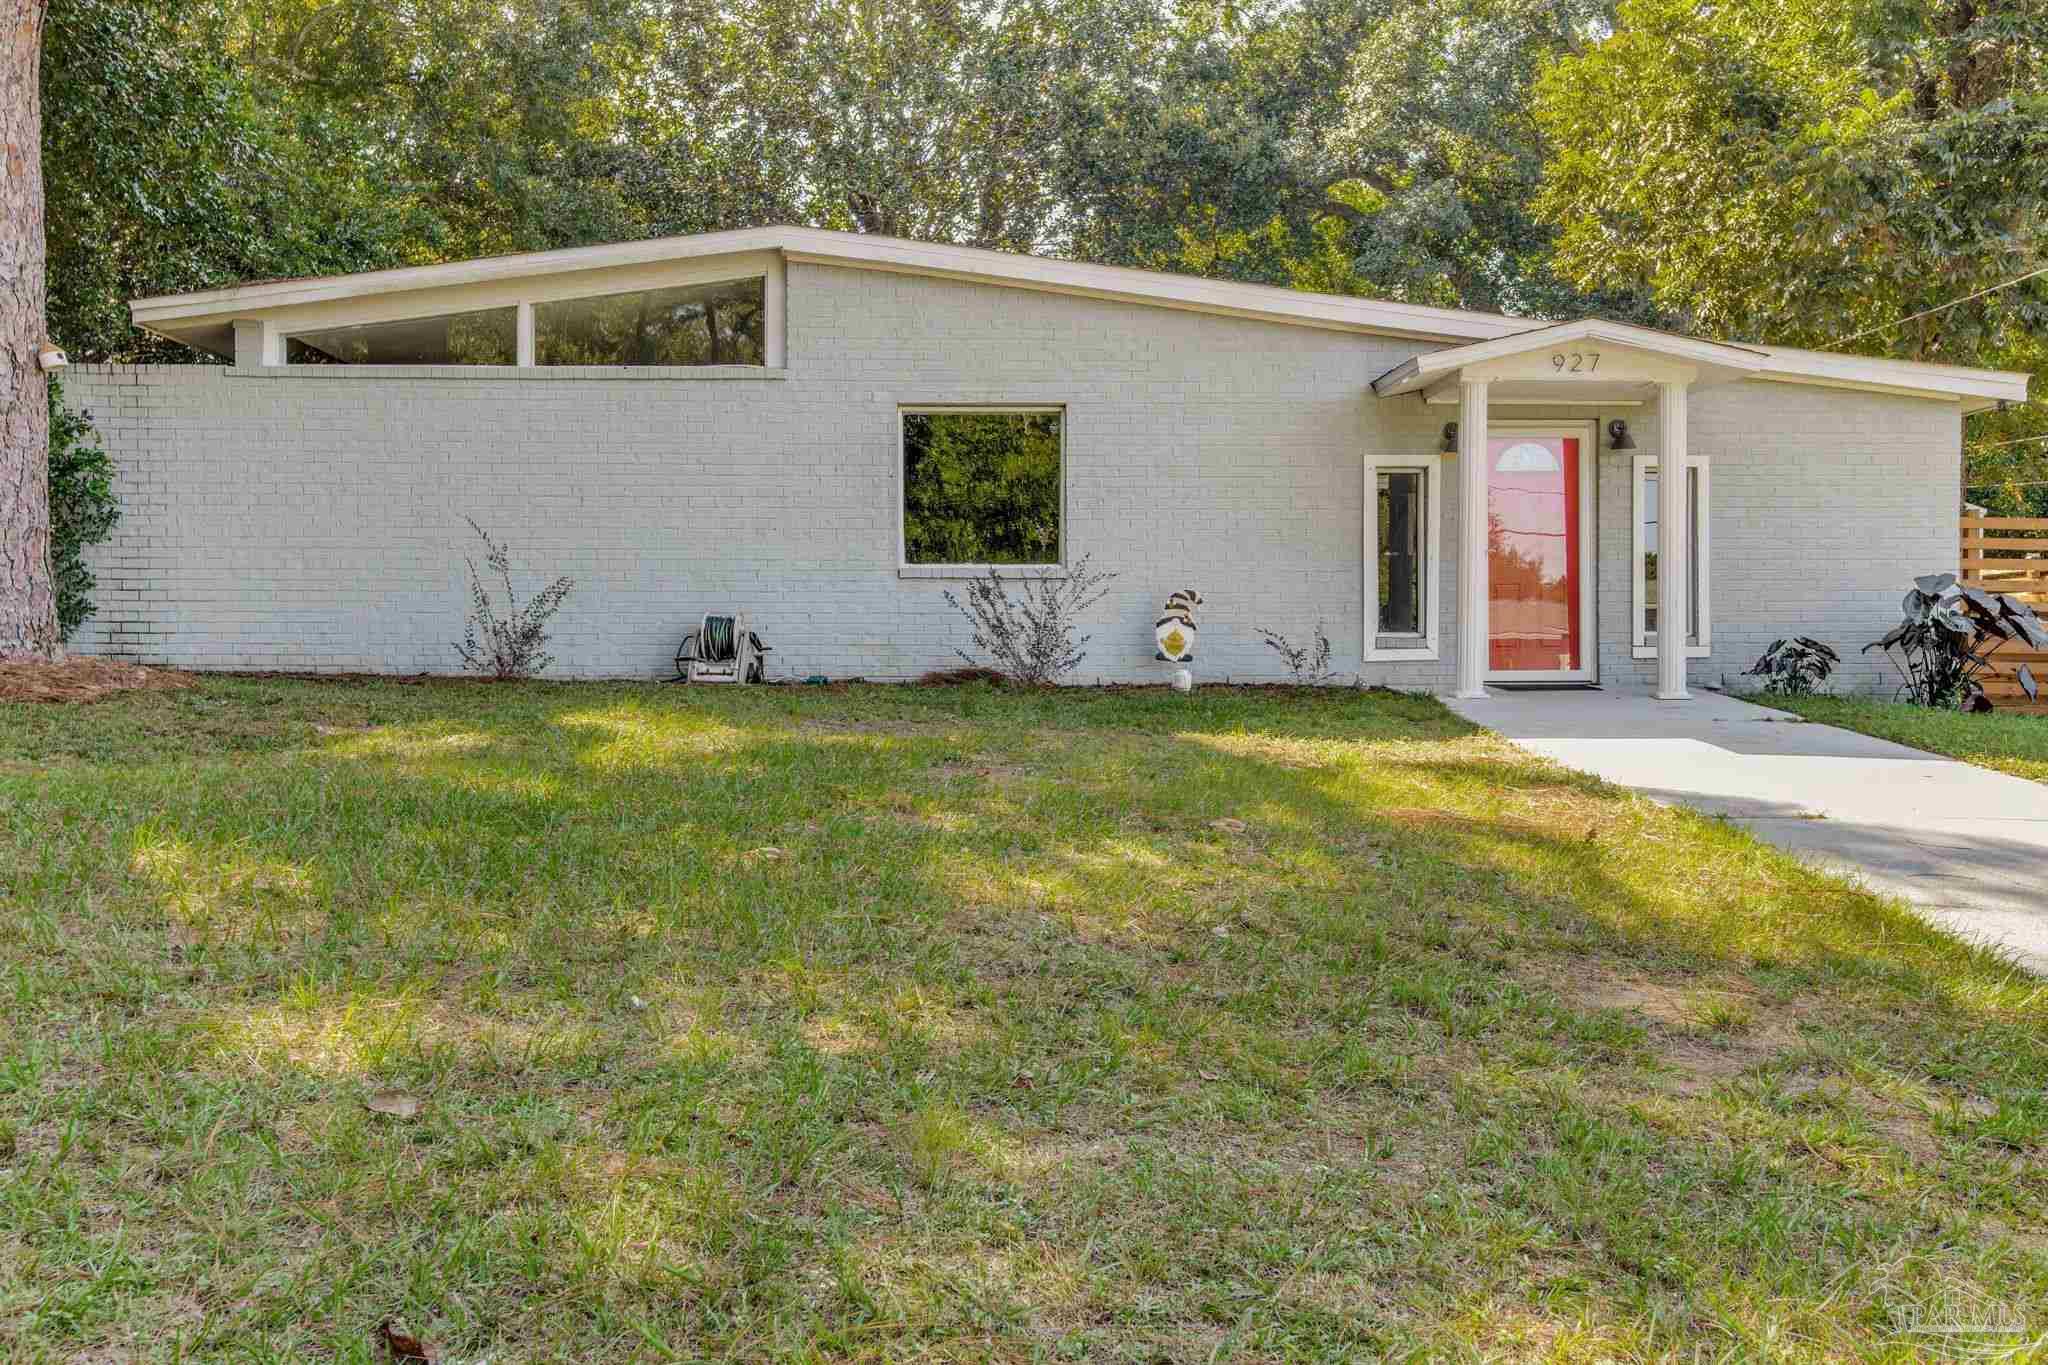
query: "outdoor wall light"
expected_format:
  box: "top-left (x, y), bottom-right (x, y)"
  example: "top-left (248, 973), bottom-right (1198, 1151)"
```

top-left (1439, 421), bottom-right (1458, 453)
top-left (1606, 418), bottom-right (1636, 451)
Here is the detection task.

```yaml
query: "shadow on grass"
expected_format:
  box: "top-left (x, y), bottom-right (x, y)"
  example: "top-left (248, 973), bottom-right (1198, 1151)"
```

top-left (5, 678), bottom-right (2046, 1359)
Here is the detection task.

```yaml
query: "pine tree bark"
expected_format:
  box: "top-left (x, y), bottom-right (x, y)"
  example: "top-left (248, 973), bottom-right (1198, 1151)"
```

top-left (0, 0), bottom-right (54, 661)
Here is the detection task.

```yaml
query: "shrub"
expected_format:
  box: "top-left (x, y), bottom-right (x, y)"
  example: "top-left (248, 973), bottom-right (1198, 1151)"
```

top-left (1257, 621), bottom-right (1335, 684)
top-left (1741, 636), bottom-right (1838, 697)
top-left (50, 381), bottom-right (120, 641)
top-left (942, 554), bottom-right (1115, 685)
top-left (453, 519), bottom-right (575, 679)
top-left (1865, 573), bottom-right (2044, 710)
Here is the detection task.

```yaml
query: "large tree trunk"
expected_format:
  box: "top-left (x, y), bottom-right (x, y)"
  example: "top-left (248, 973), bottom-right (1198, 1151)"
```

top-left (0, 0), bottom-right (54, 661)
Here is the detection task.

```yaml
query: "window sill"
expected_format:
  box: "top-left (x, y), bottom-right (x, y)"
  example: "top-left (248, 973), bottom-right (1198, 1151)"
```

top-left (899, 564), bottom-right (1067, 581)
top-left (1367, 644), bottom-right (1438, 663)
top-left (228, 364), bottom-right (788, 381)
top-left (1632, 644), bottom-right (1712, 659)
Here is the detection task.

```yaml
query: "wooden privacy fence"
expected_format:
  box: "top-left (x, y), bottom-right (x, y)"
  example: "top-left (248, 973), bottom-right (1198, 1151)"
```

top-left (1961, 515), bottom-right (2048, 714)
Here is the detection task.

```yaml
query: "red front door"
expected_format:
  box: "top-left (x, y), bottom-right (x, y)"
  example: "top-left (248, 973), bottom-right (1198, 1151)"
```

top-left (1487, 434), bottom-right (1585, 676)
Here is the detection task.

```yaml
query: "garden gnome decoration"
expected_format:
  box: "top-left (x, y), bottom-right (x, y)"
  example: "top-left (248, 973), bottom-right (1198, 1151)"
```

top-left (1155, 589), bottom-right (1201, 663)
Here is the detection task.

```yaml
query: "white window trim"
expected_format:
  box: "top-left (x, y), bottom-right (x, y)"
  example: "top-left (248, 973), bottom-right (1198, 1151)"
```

top-left (1363, 451), bottom-right (1442, 662)
top-left (897, 405), bottom-right (1068, 580)
top-left (1631, 451), bottom-right (1711, 659)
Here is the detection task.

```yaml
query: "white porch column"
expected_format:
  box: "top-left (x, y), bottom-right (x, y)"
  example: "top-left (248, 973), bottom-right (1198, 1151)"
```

top-left (1453, 379), bottom-right (1490, 699)
top-left (1655, 379), bottom-right (1691, 700)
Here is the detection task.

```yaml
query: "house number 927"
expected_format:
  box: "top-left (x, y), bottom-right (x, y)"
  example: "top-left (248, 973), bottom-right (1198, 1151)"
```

top-left (1552, 351), bottom-right (1599, 373)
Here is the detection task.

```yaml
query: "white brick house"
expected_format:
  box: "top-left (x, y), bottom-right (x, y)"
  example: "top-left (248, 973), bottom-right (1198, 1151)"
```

top-left (71, 227), bottom-right (2029, 693)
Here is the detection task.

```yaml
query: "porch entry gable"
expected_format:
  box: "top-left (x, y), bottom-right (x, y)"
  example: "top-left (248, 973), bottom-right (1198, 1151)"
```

top-left (1372, 320), bottom-right (1759, 702)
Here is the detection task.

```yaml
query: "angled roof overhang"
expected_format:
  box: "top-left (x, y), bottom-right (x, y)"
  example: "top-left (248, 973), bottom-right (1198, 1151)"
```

top-left (130, 226), bottom-right (1528, 359)
top-left (1372, 318), bottom-right (1769, 405)
top-left (1372, 317), bottom-right (2029, 414)
top-left (126, 228), bottom-right (2033, 412)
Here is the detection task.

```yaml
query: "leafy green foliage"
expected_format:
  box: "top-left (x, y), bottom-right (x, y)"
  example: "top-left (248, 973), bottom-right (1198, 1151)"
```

top-left (1533, 0), bottom-right (2048, 494)
top-left (1535, 0), bottom-right (2048, 353)
top-left (43, 0), bottom-right (415, 360)
top-left (903, 411), bottom-right (1062, 567)
top-left (48, 382), bottom-right (119, 641)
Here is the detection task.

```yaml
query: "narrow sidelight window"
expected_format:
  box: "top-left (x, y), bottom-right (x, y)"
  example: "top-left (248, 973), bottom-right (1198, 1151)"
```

top-left (1377, 469), bottom-right (1425, 636)
top-left (1633, 454), bottom-right (1710, 655)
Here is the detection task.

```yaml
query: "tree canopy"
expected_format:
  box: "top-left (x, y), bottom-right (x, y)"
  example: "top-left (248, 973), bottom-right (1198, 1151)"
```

top-left (40, 0), bottom-right (2047, 497)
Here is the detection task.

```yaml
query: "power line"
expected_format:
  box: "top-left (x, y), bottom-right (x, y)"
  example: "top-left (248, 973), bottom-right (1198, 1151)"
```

top-left (1967, 431), bottom-right (2048, 452)
top-left (1827, 262), bottom-right (2048, 347)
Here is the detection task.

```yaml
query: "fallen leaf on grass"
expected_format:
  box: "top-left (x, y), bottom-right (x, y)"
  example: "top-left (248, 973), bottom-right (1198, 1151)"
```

top-left (745, 846), bottom-right (788, 862)
top-left (365, 1091), bottom-right (422, 1120)
top-left (1207, 818), bottom-right (1247, 834)
top-left (377, 1319), bottom-right (435, 1362)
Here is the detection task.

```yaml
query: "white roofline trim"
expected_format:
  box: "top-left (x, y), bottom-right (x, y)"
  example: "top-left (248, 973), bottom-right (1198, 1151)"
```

top-left (126, 226), bottom-right (2033, 410)
top-left (1753, 345), bottom-right (2028, 411)
top-left (131, 225), bottom-right (1527, 345)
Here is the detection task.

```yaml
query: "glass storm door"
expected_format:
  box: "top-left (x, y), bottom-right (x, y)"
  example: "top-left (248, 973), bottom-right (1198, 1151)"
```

top-left (1486, 431), bottom-right (1593, 681)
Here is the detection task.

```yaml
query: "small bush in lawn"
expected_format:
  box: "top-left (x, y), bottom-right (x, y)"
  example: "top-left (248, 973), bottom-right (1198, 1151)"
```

top-left (453, 519), bottom-right (574, 679)
top-left (1742, 636), bottom-right (1838, 697)
top-left (942, 555), bottom-right (1115, 686)
top-left (1257, 621), bottom-right (1335, 684)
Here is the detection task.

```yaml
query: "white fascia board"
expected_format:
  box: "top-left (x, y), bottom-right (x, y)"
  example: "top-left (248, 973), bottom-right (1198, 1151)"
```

top-left (130, 227), bottom-right (794, 321)
top-left (778, 234), bottom-right (1524, 342)
top-left (130, 226), bottom-right (1528, 345)
top-left (1753, 345), bottom-right (2030, 412)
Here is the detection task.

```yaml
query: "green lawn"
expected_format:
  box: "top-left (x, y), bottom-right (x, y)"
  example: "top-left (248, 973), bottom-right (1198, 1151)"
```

top-left (3, 679), bottom-right (2045, 1362)
top-left (1760, 693), bottom-right (2048, 784)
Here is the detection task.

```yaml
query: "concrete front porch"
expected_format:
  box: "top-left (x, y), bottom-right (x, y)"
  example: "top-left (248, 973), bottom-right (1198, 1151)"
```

top-left (1445, 687), bottom-right (2048, 976)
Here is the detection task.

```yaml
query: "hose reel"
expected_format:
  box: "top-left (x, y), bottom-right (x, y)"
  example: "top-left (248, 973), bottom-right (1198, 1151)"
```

top-left (674, 613), bottom-right (769, 683)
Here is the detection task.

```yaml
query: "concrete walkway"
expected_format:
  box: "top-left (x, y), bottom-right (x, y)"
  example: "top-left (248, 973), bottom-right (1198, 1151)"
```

top-left (1445, 687), bottom-right (2048, 975)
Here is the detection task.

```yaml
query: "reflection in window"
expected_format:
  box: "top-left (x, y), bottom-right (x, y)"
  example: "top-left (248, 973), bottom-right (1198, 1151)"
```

top-left (286, 307), bottom-right (517, 364)
top-left (534, 277), bottom-right (765, 366)
top-left (1377, 469), bottom-right (1425, 635)
top-left (902, 410), bottom-right (1062, 566)
top-left (1642, 464), bottom-right (1702, 645)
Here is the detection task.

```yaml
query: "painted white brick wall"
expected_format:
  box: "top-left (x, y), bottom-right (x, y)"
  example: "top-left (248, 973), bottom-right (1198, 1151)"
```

top-left (68, 264), bottom-right (1958, 689)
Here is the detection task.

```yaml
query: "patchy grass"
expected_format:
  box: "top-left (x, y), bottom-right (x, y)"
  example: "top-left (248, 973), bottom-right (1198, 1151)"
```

top-left (1763, 693), bottom-right (2048, 784)
top-left (2, 677), bottom-right (2045, 1362)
